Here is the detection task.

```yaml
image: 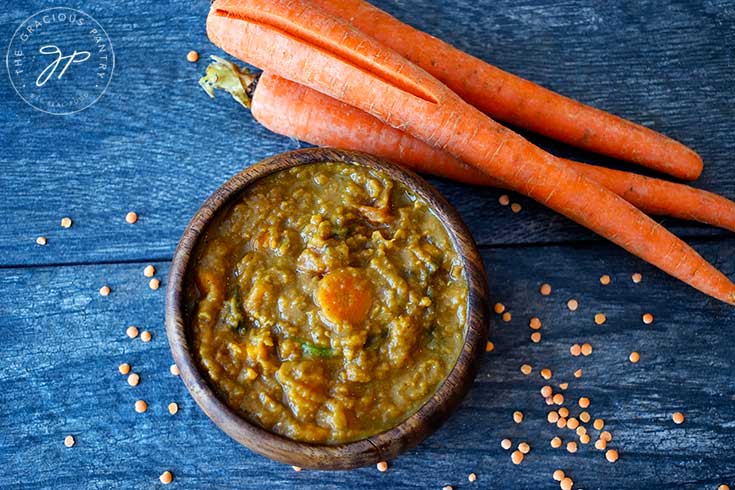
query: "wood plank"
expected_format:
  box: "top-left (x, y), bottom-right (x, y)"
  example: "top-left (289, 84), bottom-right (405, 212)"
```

top-left (1, 238), bottom-right (734, 489)
top-left (1, 0), bottom-right (734, 265)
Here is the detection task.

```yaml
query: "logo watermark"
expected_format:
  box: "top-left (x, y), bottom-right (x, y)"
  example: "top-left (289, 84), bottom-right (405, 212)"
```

top-left (6, 7), bottom-right (115, 115)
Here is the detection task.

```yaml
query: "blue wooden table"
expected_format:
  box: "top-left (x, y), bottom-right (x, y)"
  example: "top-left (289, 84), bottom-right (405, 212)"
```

top-left (2, 1), bottom-right (734, 488)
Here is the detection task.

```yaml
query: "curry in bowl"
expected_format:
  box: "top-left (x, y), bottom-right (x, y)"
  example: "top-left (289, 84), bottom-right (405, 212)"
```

top-left (185, 161), bottom-right (469, 444)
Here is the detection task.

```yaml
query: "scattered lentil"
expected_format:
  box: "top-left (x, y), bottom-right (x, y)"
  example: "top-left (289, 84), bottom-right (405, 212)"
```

top-left (594, 313), bottom-right (606, 325)
top-left (485, 341), bottom-right (495, 352)
top-left (501, 438), bottom-right (512, 450)
top-left (629, 351), bottom-right (640, 363)
top-left (99, 285), bottom-right (111, 296)
top-left (159, 471), bottom-right (173, 484)
top-left (550, 437), bottom-right (562, 448)
top-left (186, 50), bottom-right (199, 62)
top-left (559, 383), bottom-right (569, 390)
top-left (498, 194), bottom-right (510, 206)
top-left (566, 441), bottom-right (578, 453)
top-left (574, 369), bottom-right (583, 378)
top-left (149, 278), bottom-right (161, 290)
top-left (595, 439), bottom-right (607, 451)
top-left (600, 274), bottom-right (611, 285)
top-left (64, 435), bottom-right (75, 448)
top-left (672, 412), bottom-right (685, 424)
top-left (443, 486), bottom-right (454, 490)
top-left (567, 299), bottom-right (579, 311)
top-left (377, 461), bottom-right (388, 472)
top-left (518, 442), bottom-right (531, 454)
top-left (541, 385), bottom-right (553, 398)
top-left (118, 363), bottom-right (131, 375)
top-left (553, 470), bottom-right (565, 481)
top-left (545, 397), bottom-right (555, 405)
top-left (557, 418), bottom-right (567, 429)
top-left (541, 368), bottom-right (553, 380)
top-left (127, 373), bottom-right (140, 387)
top-left (561, 477), bottom-right (574, 490)
top-left (511, 450), bottom-right (524, 465)
top-left (593, 419), bottom-right (605, 430)
top-left (579, 397), bottom-right (590, 409)
top-left (642, 313), bottom-right (654, 325)
top-left (529, 317), bottom-right (542, 330)
top-left (531, 332), bottom-right (541, 343)
top-left (600, 431), bottom-right (612, 442)
top-left (718, 485), bottom-right (730, 490)
top-left (575, 426), bottom-right (587, 437)
top-left (581, 343), bottom-right (593, 356)
top-left (502, 312), bottom-right (512, 322)
top-left (558, 407), bottom-right (569, 418)
top-left (605, 449), bottom-right (619, 463)
top-left (553, 393), bottom-right (564, 405)
top-left (511, 203), bottom-right (522, 213)
top-left (292, 466), bottom-right (302, 472)
top-left (632, 273), bottom-right (642, 283)
top-left (170, 364), bottom-right (180, 376)
top-left (468, 473), bottom-right (477, 483)
top-left (140, 331), bottom-right (152, 343)
top-left (540, 283), bottom-right (552, 296)
top-left (579, 411), bottom-right (590, 423)
top-left (168, 402), bottom-right (179, 415)
top-left (144, 265), bottom-right (156, 277)
top-left (36, 236), bottom-right (47, 246)
top-left (580, 434), bottom-right (591, 444)
top-left (570, 344), bottom-right (581, 356)
top-left (567, 418), bottom-right (579, 430)
top-left (126, 326), bottom-right (139, 338)
top-left (125, 211), bottom-right (138, 224)
top-left (548, 411), bottom-right (560, 423)
top-left (494, 302), bottom-right (505, 314)
top-left (513, 411), bottom-right (524, 424)
top-left (134, 400), bottom-right (147, 413)
top-left (60, 217), bottom-right (73, 228)
top-left (520, 364), bottom-right (533, 375)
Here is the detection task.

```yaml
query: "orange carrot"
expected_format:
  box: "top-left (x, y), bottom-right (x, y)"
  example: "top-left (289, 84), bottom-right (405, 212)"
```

top-left (205, 0), bottom-right (735, 303)
top-left (310, 0), bottom-right (703, 181)
top-left (245, 72), bottom-right (735, 233)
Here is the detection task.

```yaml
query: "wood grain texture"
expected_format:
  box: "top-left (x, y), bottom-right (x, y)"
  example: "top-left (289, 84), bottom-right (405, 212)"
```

top-left (1, 0), bottom-right (734, 266)
top-left (1, 238), bottom-right (734, 489)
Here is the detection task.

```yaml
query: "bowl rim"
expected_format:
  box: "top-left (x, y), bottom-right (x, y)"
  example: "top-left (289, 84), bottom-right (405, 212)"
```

top-left (165, 147), bottom-right (488, 470)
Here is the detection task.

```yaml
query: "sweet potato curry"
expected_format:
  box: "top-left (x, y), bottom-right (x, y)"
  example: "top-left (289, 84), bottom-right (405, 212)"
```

top-left (186, 162), bottom-right (468, 444)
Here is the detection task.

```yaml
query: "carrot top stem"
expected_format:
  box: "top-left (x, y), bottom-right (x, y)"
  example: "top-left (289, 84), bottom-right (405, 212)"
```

top-left (199, 55), bottom-right (259, 108)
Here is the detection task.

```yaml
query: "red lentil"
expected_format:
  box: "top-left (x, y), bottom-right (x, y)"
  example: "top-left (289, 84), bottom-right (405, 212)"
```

top-left (548, 411), bottom-right (560, 423)
top-left (518, 442), bottom-right (530, 454)
top-left (672, 412), bottom-right (685, 424)
top-left (502, 312), bottom-right (512, 322)
top-left (126, 326), bottom-right (139, 338)
top-left (118, 363), bottom-right (131, 375)
top-left (541, 368), bottom-right (553, 380)
top-left (550, 437), bottom-right (562, 448)
top-left (561, 477), bottom-right (573, 490)
top-left (595, 439), bottom-right (607, 451)
top-left (511, 203), bottom-right (522, 213)
top-left (531, 332), bottom-right (541, 343)
top-left (594, 313), bottom-right (606, 325)
top-left (498, 194), bottom-right (510, 206)
top-left (144, 265), bottom-right (156, 277)
top-left (642, 313), bottom-right (654, 325)
top-left (632, 273), bottom-right (642, 283)
top-left (553, 393), bottom-right (564, 405)
top-left (187, 50), bottom-right (199, 62)
top-left (511, 450), bottom-right (524, 465)
top-left (574, 369), bottom-right (583, 378)
top-left (566, 441), bottom-right (578, 453)
top-left (579, 411), bottom-right (591, 423)
top-left (501, 438), bottom-right (512, 450)
top-left (140, 331), bottom-right (152, 343)
top-left (485, 341), bottom-right (495, 352)
top-left (553, 469), bottom-right (565, 481)
top-left (159, 471), bottom-right (173, 484)
top-left (605, 449), bottom-right (619, 463)
top-left (629, 351), bottom-right (640, 363)
top-left (570, 344), bottom-right (581, 356)
top-left (529, 317), bottom-right (542, 330)
top-left (541, 385), bottom-right (553, 398)
top-left (134, 400), bottom-right (147, 413)
top-left (578, 397), bottom-right (590, 408)
top-left (64, 435), bottom-right (75, 448)
top-left (170, 364), bottom-right (180, 376)
top-left (60, 217), bottom-right (73, 228)
top-left (558, 407), bottom-right (569, 418)
top-left (36, 236), bottom-right (47, 246)
top-left (125, 211), bottom-right (138, 224)
top-left (99, 285), bottom-right (111, 297)
top-left (540, 283), bottom-right (552, 296)
top-left (520, 364), bottom-right (533, 375)
top-left (581, 343), bottom-right (593, 356)
top-left (377, 461), bottom-right (388, 472)
top-left (593, 419), bottom-right (605, 430)
top-left (513, 411), bottom-right (524, 424)
top-left (494, 303), bottom-right (505, 314)
top-left (600, 274), bottom-right (611, 285)
top-left (567, 299), bottom-right (579, 311)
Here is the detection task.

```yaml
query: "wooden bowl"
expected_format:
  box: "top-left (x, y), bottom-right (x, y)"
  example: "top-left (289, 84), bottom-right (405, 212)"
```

top-left (165, 148), bottom-right (488, 470)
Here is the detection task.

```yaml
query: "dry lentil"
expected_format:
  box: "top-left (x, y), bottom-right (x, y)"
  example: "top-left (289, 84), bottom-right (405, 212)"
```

top-left (566, 441), bottom-right (578, 453)
top-left (600, 431), bottom-right (612, 442)
top-left (605, 449), bottom-right (619, 462)
top-left (575, 426), bottom-right (587, 437)
top-left (579, 411), bottom-right (590, 423)
top-left (168, 402), bottom-right (179, 415)
top-left (550, 437), bottom-right (562, 448)
top-left (632, 273), bottom-right (642, 283)
top-left (187, 50), bottom-right (199, 62)
top-left (494, 302), bottom-right (505, 314)
top-left (593, 419), bottom-right (605, 430)
top-left (127, 373), bottom-right (140, 387)
top-left (125, 211), bottom-right (138, 224)
top-left (149, 278), bottom-right (160, 290)
top-left (377, 461), bottom-right (388, 472)
top-left (570, 344), bottom-right (581, 356)
top-left (629, 351), bottom-right (640, 363)
top-left (541, 385), bottom-right (553, 398)
top-left (600, 274), bottom-right (611, 285)
top-left (557, 418), bottom-right (567, 429)
top-left (558, 407), bottom-right (569, 418)
top-left (567, 418), bottom-right (579, 430)
top-left (513, 411), bottom-right (524, 424)
top-left (99, 285), bottom-right (111, 296)
top-left (529, 317), bottom-right (542, 330)
top-left (672, 412), bottom-right (685, 424)
top-left (579, 397), bottom-right (590, 408)
top-left (642, 313), bottom-right (654, 324)
top-left (541, 368), bottom-right (552, 380)
top-left (561, 477), bottom-right (573, 490)
top-left (531, 332), bottom-right (541, 343)
top-left (581, 343), bottom-right (593, 356)
top-left (553, 393), bottom-right (564, 405)
top-left (292, 466), bottom-right (302, 472)
top-left (501, 438), bottom-right (512, 450)
top-left (594, 313), bottom-right (606, 325)
top-left (518, 442), bottom-right (530, 454)
top-left (36, 236), bottom-right (47, 246)
top-left (126, 326), bottom-right (139, 338)
top-left (574, 369), bottom-right (583, 378)
top-left (118, 363), bottom-right (131, 375)
top-left (567, 299), bottom-right (578, 311)
top-left (134, 400), bottom-right (147, 413)
top-left (498, 194), bottom-right (510, 206)
top-left (559, 383), bottom-right (568, 390)
top-left (485, 341), bottom-right (495, 352)
top-left (540, 283), bottom-right (552, 296)
top-left (502, 312), bottom-right (512, 322)
top-left (580, 434), bottom-right (591, 444)
top-left (60, 217), bottom-right (73, 228)
top-left (595, 439), bottom-right (607, 451)
top-left (468, 473), bottom-right (477, 482)
top-left (548, 411), bottom-right (560, 423)
top-left (144, 265), bottom-right (156, 277)
top-left (64, 435), bottom-right (75, 448)
top-left (511, 203), bottom-right (522, 213)
top-left (511, 450), bottom-right (524, 465)
top-left (442, 486), bottom-right (453, 490)
top-left (545, 397), bottom-right (554, 406)
top-left (520, 364), bottom-right (533, 375)
top-left (718, 485), bottom-right (730, 490)
top-left (159, 471), bottom-right (173, 484)
top-left (140, 331), bottom-right (152, 342)
top-left (553, 470), bottom-right (565, 481)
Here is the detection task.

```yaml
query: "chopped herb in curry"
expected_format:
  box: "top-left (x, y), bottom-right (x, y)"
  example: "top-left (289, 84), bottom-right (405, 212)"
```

top-left (186, 162), bottom-right (468, 444)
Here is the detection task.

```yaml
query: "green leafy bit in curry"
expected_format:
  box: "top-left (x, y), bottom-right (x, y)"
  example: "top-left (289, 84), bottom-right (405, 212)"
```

top-left (186, 162), bottom-right (468, 444)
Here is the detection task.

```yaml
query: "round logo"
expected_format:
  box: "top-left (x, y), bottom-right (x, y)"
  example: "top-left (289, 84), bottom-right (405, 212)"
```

top-left (6, 7), bottom-right (115, 115)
